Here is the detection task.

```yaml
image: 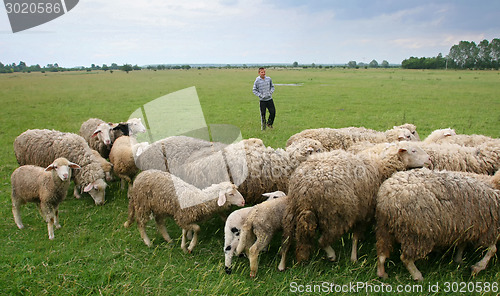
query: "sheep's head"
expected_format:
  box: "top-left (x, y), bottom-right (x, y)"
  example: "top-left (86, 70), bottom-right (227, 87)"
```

top-left (396, 143), bottom-right (431, 169)
top-left (45, 157), bottom-right (81, 181)
top-left (127, 118), bottom-right (146, 135)
top-left (286, 139), bottom-right (324, 162)
top-left (218, 184), bottom-right (245, 207)
top-left (83, 179), bottom-right (108, 205)
top-left (91, 122), bottom-right (113, 145)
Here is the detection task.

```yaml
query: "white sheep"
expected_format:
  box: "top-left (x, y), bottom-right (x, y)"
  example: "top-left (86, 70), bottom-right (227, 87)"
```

top-left (425, 128), bottom-right (500, 147)
top-left (285, 124), bottom-right (420, 151)
top-left (11, 157), bottom-right (81, 239)
top-left (111, 117), bottom-right (147, 140)
top-left (223, 191), bottom-right (285, 274)
top-left (235, 194), bottom-right (289, 277)
top-left (124, 169), bottom-right (245, 253)
top-left (279, 142), bottom-right (430, 271)
top-left (14, 129), bottom-right (108, 205)
top-left (376, 168), bottom-right (500, 281)
top-left (79, 118), bottom-right (114, 158)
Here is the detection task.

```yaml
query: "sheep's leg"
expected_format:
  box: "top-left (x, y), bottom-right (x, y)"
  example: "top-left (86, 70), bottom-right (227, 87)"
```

top-left (401, 255), bottom-right (423, 281)
top-left (278, 234), bottom-right (291, 271)
top-left (323, 245), bottom-right (336, 262)
top-left (377, 254), bottom-right (388, 279)
top-left (181, 229), bottom-right (188, 253)
top-left (138, 222), bottom-right (152, 247)
top-left (350, 232), bottom-right (360, 262)
top-left (12, 199), bottom-right (24, 229)
top-left (249, 235), bottom-right (273, 277)
top-left (154, 216), bottom-right (172, 243)
top-left (471, 244), bottom-right (497, 276)
top-left (224, 232), bottom-right (238, 274)
top-left (454, 244), bottom-right (466, 264)
top-left (54, 208), bottom-right (61, 229)
top-left (375, 222), bottom-right (395, 279)
top-left (40, 203), bottom-right (55, 240)
top-left (73, 186), bottom-right (82, 199)
top-left (187, 224), bottom-right (201, 253)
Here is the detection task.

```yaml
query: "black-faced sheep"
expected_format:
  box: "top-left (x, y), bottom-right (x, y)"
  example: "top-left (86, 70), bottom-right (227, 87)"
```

top-left (14, 129), bottom-right (108, 205)
top-left (279, 142), bottom-right (430, 270)
top-left (376, 168), bottom-right (500, 281)
top-left (124, 170), bottom-right (245, 253)
top-left (11, 157), bottom-right (81, 239)
top-left (285, 124), bottom-right (420, 151)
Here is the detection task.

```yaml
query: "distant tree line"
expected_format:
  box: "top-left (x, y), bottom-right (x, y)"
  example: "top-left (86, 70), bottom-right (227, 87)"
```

top-left (0, 62), bottom-right (142, 74)
top-left (402, 38), bottom-right (500, 70)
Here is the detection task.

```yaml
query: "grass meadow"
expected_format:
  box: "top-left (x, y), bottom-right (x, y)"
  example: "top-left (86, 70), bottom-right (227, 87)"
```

top-left (0, 68), bottom-right (499, 295)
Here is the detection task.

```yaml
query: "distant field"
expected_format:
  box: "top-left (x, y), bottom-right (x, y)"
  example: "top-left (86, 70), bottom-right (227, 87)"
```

top-left (0, 68), bottom-right (499, 295)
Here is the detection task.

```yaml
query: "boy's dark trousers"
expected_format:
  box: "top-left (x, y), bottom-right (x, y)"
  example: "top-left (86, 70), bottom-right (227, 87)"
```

top-left (260, 99), bottom-right (276, 127)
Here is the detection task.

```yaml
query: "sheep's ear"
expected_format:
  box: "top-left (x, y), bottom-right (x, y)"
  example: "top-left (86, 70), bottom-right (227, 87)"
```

top-left (217, 191), bottom-right (227, 206)
top-left (91, 129), bottom-right (101, 138)
top-left (44, 164), bottom-right (55, 171)
top-left (69, 162), bottom-right (81, 169)
top-left (398, 148), bottom-right (408, 154)
top-left (83, 183), bottom-right (94, 192)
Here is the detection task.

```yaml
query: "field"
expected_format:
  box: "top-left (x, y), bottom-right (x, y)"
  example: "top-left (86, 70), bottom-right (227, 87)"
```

top-left (0, 68), bottom-right (499, 295)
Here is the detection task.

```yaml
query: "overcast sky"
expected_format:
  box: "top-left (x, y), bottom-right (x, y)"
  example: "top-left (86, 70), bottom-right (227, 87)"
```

top-left (1, 0), bottom-right (498, 67)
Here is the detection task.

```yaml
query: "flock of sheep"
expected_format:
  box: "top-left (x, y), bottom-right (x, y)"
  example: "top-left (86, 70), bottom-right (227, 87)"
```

top-left (10, 118), bottom-right (500, 281)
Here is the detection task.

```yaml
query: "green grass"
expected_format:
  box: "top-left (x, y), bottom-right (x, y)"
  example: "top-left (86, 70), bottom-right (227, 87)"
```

top-left (1, 68), bottom-right (499, 295)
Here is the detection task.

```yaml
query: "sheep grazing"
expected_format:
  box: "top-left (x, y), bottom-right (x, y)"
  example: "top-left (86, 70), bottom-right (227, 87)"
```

top-left (79, 118), bottom-right (114, 158)
top-left (124, 170), bottom-right (245, 253)
top-left (14, 129), bottom-right (108, 205)
top-left (286, 124), bottom-right (419, 151)
top-left (279, 142), bottom-right (430, 271)
top-left (223, 191), bottom-right (285, 274)
top-left (11, 157), bottom-right (81, 240)
top-left (235, 194), bottom-right (289, 277)
top-left (376, 168), bottom-right (500, 281)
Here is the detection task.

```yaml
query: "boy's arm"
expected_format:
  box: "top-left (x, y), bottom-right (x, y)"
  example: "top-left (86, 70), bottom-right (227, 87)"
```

top-left (253, 80), bottom-right (262, 98)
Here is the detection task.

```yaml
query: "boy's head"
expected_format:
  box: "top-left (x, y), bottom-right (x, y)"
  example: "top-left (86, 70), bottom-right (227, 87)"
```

top-left (258, 67), bottom-right (266, 79)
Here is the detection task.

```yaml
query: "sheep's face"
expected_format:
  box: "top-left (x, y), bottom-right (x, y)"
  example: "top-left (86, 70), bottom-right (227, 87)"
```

top-left (92, 123), bottom-right (113, 146)
top-left (128, 118), bottom-right (146, 135)
top-left (45, 158), bottom-right (81, 181)
top-left (398, 145), bottom-right (431, 169)
top-left (83, 179), bottom-right (107, 205)
top-left (218, 187), bottom-right (245, 207)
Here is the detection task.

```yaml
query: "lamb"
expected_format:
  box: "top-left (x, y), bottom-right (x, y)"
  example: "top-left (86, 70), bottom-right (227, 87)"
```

top-left (279, 142), bottom-right (430, 271)
top-left (375, 168), bottom-right (500, 281)
top-left (14, 129), bottom-right (108, 205)
top-left (11, 157), bottom-right (81, 239)
top-left (124, 169), bottom-right (245, 253)
top-left (79, 118), bottom-right (114, 158)
top-left (223, 191), bottom-right (285, 275)
top-left (286, 124), bottom-right (420, 151)
top-left (235, 193), bottom-right (289, 277)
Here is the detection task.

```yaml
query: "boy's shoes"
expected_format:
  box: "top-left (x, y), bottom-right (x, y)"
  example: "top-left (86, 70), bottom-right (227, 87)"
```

top-left (261, 122), bottom-right (266, 130)
top-left (267, 124), bottom-right (273, 129)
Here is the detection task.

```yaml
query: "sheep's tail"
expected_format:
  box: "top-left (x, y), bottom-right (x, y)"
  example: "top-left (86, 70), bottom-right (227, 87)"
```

top-left (295, 210), bottom-right (318, 263)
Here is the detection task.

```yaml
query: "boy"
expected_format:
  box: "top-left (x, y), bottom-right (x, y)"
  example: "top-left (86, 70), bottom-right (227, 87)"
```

top-left (252, 67), bottom-right (275, 130)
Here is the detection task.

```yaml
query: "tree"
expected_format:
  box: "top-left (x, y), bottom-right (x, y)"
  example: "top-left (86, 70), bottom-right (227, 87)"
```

top-left (292, 61), bottom-right (298, 67)
top-left (347, 61), bottom-right (357, 68)
top-left (120, 64), bottom-right (133, 73)
top-left (381, 60), bottom-right (389, 68)
top-left (369, 59), bottom-right (379, 68)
